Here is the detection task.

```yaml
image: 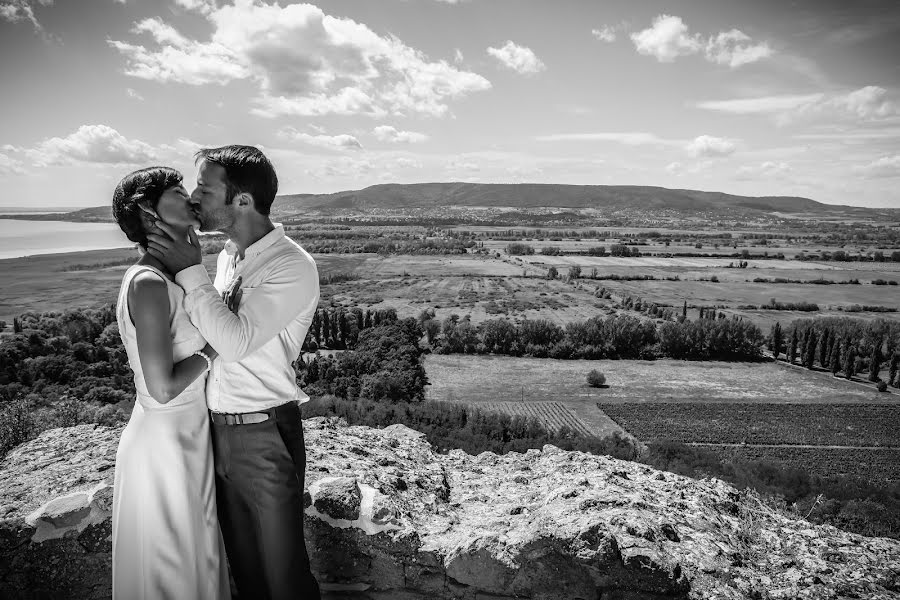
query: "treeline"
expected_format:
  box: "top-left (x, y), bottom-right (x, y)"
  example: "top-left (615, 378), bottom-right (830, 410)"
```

top-left (3, 308), bottom-right (132, 404)
top-left (797, 250), bottom-right (900, 263)
top-left (769, 317), bottom-right (900, 387)
top-left (752, 277), bottom-right (861, 285)
top-left (291, 236), bottom-right (474, 255)
top-left (420, 311), bottom-right (764, 360)
top-left (1, 307), bottom-right (136, 456)
top-left (303, 306), bottom-right (400, 351)
top-left (298, 319), bottom-right (428, 403)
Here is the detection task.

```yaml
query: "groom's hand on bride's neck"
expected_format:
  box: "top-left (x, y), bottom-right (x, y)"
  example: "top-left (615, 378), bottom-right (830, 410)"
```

top-left (146, 220), bottom-right (203, 275)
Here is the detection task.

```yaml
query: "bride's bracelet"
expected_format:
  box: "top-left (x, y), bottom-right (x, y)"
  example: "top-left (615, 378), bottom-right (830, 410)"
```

top-left (193, 349), bottom-right (213, 373)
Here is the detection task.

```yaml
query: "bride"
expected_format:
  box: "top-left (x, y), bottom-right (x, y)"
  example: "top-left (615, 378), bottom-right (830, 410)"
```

top-left (110, 166), bottom-right (230, 599)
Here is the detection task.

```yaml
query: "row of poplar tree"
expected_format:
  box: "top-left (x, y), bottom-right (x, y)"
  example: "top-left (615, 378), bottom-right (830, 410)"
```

top-left (768, 318), bottom-right (900, 386)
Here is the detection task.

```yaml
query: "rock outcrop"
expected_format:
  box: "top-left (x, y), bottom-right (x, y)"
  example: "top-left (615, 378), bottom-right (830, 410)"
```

top-left (1, 419), bottom-right (899, 599)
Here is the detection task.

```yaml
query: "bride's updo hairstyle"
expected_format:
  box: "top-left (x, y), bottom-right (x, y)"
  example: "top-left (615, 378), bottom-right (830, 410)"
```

top-left (112, 167), bottom-right (183, 249)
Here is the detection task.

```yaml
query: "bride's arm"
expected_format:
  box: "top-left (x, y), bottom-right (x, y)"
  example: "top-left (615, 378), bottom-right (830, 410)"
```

top-left (130, 271), bottom-right (218, 404)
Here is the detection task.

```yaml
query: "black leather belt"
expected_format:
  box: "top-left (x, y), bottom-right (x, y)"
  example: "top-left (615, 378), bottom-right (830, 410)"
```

top-left (210, 411), bottom-right (270, 426)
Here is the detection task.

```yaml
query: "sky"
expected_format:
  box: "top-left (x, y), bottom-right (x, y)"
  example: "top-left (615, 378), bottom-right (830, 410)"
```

top-left (1, 0), bottom-right (899, 209)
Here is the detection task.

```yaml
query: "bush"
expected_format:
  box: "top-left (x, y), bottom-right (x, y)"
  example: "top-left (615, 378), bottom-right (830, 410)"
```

top-left (506, 243), bottom-right (534, 256)
top-left (0, 398), bottom-right (35, 457)
top-left (877, 381), bottom-right (888, 392)
top-left (586, 370), bottom-right (606, 387)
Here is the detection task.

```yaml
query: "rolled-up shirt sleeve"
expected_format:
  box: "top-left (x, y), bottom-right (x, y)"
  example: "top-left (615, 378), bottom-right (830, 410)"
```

top-left (176, 255), bottom-right (319, 362)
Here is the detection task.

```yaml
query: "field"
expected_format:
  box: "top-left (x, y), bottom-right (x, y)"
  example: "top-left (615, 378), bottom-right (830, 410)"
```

top-left (457, 401), bottom-right (596, 438)
top-left (599, 403), bottom-right (900, 446)
top-left (711, 447), bottom-right (900, 484)
top-left (324, 274), bottom-right (612, 325)
top-left (424, 354), bottom-right (898, 483)
top-left (0, 248), bottom-right (219, 324)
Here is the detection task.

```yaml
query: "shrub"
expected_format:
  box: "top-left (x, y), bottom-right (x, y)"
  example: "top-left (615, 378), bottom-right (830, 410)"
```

top-left (586, 370), bottom-right (606, 387)
top-left (877, 381), bottom-right (888, 392)
top-left (0, 398), bottom-right (35, 457)
top-left (506, 243), bottom-right (534, 256)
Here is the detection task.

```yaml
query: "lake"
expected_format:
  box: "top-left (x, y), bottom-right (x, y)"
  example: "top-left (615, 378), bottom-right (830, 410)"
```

top-left (0, 219), bottom-right (131, 260)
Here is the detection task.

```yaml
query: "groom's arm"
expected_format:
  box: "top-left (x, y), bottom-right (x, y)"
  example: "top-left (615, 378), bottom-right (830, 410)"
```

top-left (175, 255), bottom-right (319, 362)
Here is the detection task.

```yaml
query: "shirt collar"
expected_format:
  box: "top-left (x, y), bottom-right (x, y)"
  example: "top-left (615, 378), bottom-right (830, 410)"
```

top-left (224, 223), bottom-right (284, 260)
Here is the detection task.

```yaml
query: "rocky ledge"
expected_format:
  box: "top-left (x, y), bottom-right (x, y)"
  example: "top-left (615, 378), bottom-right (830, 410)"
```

top-left (1, 418), bottom-right (899, 600)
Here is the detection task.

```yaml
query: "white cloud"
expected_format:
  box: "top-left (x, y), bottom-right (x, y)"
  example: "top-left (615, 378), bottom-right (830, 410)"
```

top-left (665, 161), bottom-right (685, 175)
top-left (685, 135), bottom-right (737, 158)
top-left (535, 131), bottom-right (681, 147)
top-left (696, 93), bottom-right (824, 115)
top-left (591, 26), bottom-right (617, 43)
top-left (630, 15), bottom-right (701, 62)
top-left (852, 155), bottom-right (900, 179)
top-left (697, 87), bottom-right (900, 124)
top-left (125, 88), bottom-right (144, 100)
top-left (0, 152), bottom-right (27, 175)
top-left (0, 0), bottom-right (50, 32)
top-left (393, 157), bottom-right (422, 169)
top-left (373, 125), bottom-right (428, 143)
top-left (173, 0), bottom-right (215, 15)
top-left (831, 86), bottom-right (899, 120)
top-left (453, 48), bottom-right (464, 64)
top-left (110, 1), bottom-right (491, 118)
top-left (487, 40), bottom-right (546, 75)
top-left (11, 124), bottom-right (157, 166)
top-left (631, 15), bottom-right (771, 68)
top-left (277, 127), bottom-right (362, 150)
top-left (108, 17), bottom-right (247, 86)
top-left (447, 158), bottom-right (480, 172)
top-left (705, 29), bottom-right (773, 68)
top-left (666, 160), bottom-right (713, 176)
top-left (735, 161), bottom-right (792, 180)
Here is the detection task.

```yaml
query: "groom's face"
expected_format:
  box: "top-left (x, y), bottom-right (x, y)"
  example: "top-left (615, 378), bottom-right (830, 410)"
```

top-left (192, 160), bottom-right (234, 233)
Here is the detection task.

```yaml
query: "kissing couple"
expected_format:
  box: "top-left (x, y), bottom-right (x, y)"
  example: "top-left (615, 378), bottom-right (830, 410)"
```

top-left (109, 145), bottom-right (322, 599)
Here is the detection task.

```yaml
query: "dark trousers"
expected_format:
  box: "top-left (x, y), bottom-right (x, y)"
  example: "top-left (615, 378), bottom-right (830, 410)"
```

top-left (211, 401), bottom-right (321, 600)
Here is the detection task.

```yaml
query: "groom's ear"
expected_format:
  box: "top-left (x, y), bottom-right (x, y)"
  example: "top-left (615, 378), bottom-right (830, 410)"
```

top-left (236, 192), bottom-right (253, 208)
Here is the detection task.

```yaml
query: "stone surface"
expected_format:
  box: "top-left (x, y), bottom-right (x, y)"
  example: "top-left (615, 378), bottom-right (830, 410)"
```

top-left (2, 418), bottom-right (900, 599)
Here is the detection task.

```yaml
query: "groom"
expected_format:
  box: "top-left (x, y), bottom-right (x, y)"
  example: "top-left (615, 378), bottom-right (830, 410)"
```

top-left (147, 145), bottom-right (321, 600)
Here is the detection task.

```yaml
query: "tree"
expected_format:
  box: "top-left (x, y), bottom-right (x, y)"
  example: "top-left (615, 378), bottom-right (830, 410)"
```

top-left (788, 327), bottom-right (798, 364)
top-left (311, 310), bottom-right (321, 344)
top-left (547, 266), bottom-right (558, 280)
top-left (818, 328), bottom-right (830, 368)
top-left (804, 330), bottom-right (817, 369)
top-left (868, 340), bottom-right (883, 382)
top-left (322, 308), bottom-right (332, 347)
top-left (830, 342), bottom-right (841, 377)
top-left (769, 322), bottom-right (784, 359)
top-left (586, 370), bottom-right (606, 387)
top-left (567, 266), bottom-right (582, 281)
top-left (844, 344), bottom-right (856, 380)
top-left (682, 301), bottom-right (687, 320)
top-left (889, 353), bottom-right (900, 388)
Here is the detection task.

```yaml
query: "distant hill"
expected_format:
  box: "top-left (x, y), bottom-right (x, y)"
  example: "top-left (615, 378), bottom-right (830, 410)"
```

top-left (12, 183), bottom-right (896, 222)
top-left (275, 182), bottom-right (840, 215)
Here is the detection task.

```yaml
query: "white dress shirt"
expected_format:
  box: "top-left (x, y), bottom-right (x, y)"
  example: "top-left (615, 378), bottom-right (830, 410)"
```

top-left (175, 224), bottom-right (319, 413)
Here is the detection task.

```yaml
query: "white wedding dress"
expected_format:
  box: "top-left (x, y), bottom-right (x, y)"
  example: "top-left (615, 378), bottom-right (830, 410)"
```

top-left (112, 264), bottom-right (230, 600)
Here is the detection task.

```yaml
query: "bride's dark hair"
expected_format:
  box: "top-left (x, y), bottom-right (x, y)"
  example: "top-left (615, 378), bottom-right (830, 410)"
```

top-left (112, 167), bottom-right (183, 248)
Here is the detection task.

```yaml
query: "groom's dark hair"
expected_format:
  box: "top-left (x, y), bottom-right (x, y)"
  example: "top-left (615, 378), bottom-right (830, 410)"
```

top-left (195, 145), bottom-right (278, 216)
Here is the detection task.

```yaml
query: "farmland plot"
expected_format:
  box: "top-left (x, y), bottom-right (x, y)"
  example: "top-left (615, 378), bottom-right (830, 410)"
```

top-left (324, 275), bottom-right (614, 325)
top-left (475, 401), bottom-right (596, 437)
top-left (599, 403), bottom-right (900, 447)
top-left (714, 446), bottom-right (900, 484)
